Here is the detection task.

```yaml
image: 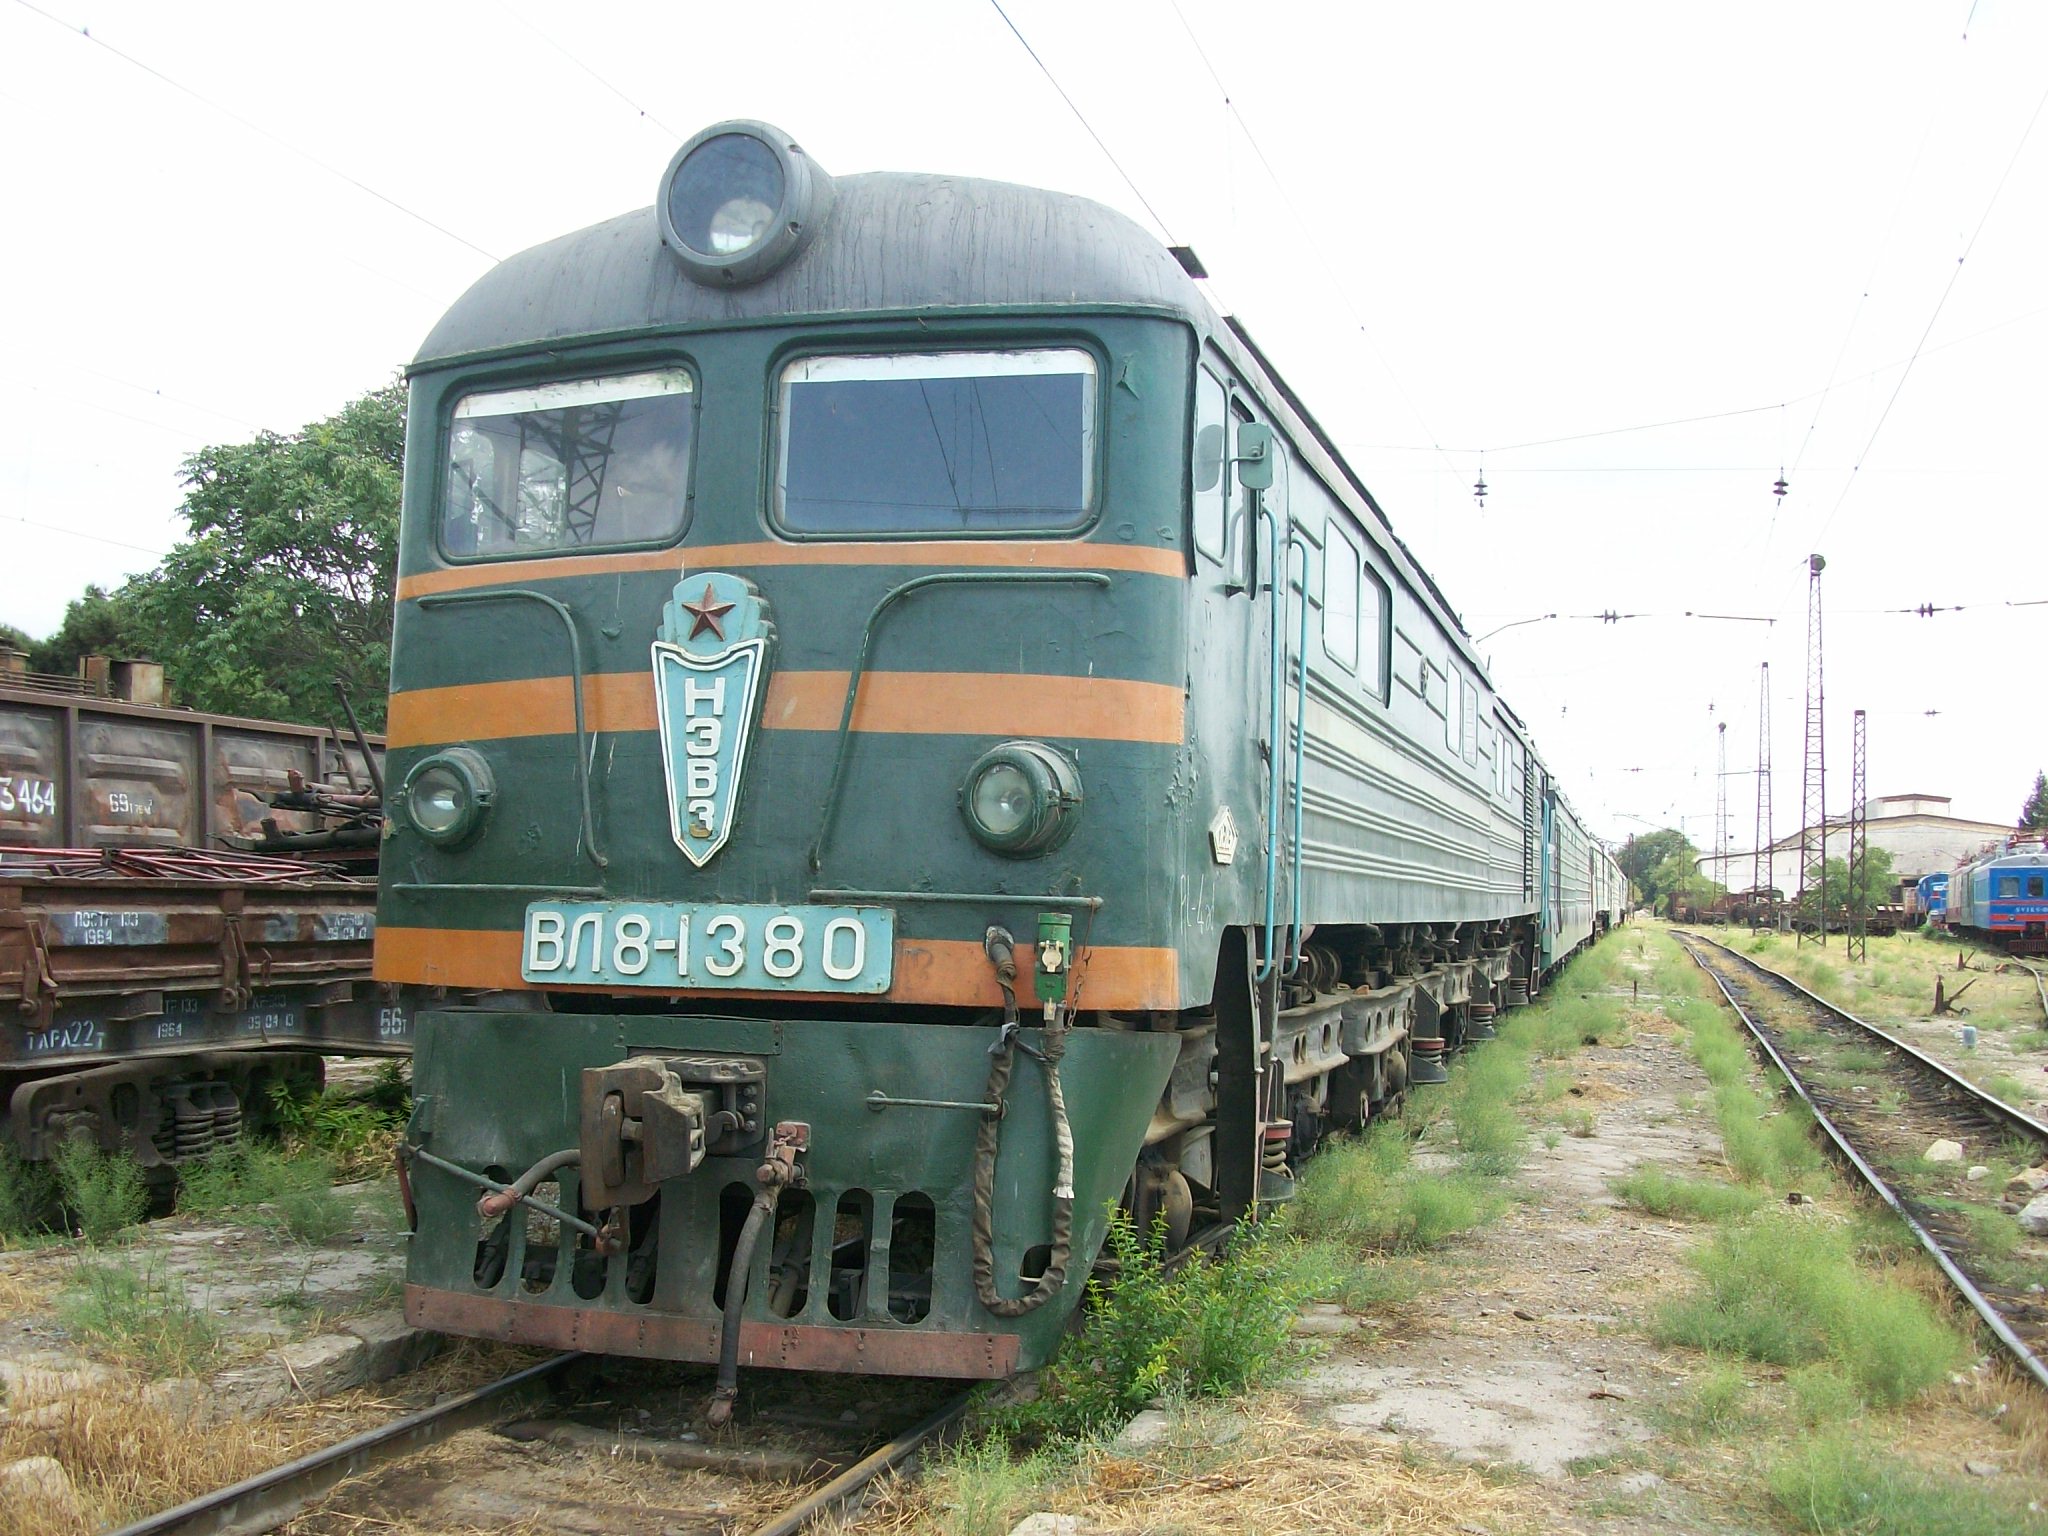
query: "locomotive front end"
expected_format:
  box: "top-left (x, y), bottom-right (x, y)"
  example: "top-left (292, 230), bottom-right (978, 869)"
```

top-left (376, 123), bottom-right (1217, 1383)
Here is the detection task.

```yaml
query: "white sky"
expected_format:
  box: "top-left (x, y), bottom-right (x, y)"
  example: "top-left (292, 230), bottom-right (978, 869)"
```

top-left (1, 1), bottom-right (2041, 848)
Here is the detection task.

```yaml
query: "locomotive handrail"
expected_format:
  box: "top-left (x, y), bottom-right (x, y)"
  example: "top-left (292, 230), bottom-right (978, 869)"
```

top-left (807, 570), bottom-right (1112, 874)
top-left (1256, 515), bottom-right (1312, 984)
top-left (416, 588), bottom-right (608, 869)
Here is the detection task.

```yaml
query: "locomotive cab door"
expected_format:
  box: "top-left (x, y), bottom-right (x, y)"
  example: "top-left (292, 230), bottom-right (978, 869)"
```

top-left (1185, 361), bottom-right (1286, 1220)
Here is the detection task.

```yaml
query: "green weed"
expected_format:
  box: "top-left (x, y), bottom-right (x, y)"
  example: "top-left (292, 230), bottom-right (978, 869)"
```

top-left (0, 1143), bottom-right (59, 1238)
top-left (998, 1213), bottom-right (1302, 1441)
top-left (1286, 1125), bottom-right (1504, 1252)
top-left (50, 1139), bottom-right (147, 1241)
top-left (1611, 1167), bottom-right (1766, 1222)
top-left (177, 1145), bottom-right (353, 1243)
top-left (59, 1259), bottom-right (220, 1375)
top-left (264, 1066), bottom-right (409, 1181)
top-left (1769, 1433), bottom-right (2042, 1535)
top-left (1268, 1237), bottom-right (1421, 1313)
top-left (1980, 1073), bottom-right (2031, 1107)
top-left (1449, 1074), bottom-right (1529, 1177)
top-left (1786, 1363), bottom-right (1862, 1427)
top-left (1659, 1362), bottom-right (1756, 1443)
top-left (1654, 1213), bottom-right (1967, 1406)
top-left (919, 1434), bottom-right (1074, 1536)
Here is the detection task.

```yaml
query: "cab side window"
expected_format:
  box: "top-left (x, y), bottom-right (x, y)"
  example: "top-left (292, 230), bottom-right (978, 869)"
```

top-left (1323, 523), bottom-right (1361, 671)
top-left (1192, 367), bottom-right (1228, 563)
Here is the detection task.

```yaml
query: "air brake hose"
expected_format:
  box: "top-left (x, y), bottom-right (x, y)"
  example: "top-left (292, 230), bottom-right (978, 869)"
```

top-left (476, 1148), bottom-right (581, 1218)
top-left (706, 1190), bottom-right (774, 1428)
top-left (970, 929), bottom-right (1076, 1318)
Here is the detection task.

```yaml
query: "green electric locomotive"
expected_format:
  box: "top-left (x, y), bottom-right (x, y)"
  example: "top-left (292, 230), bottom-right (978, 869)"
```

top-left (379, 120), bottom-right (1621, 1406)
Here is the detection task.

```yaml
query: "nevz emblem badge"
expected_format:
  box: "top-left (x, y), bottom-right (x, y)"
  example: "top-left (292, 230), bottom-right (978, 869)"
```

top-left (652, 572), bottom-right (775, 865)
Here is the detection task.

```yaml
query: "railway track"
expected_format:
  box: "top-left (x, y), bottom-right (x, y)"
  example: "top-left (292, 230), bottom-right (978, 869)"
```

top-left (1677, 931), bottom-right (2048, 1392)
top-left (107, 1351), bottom-right (970, 1536)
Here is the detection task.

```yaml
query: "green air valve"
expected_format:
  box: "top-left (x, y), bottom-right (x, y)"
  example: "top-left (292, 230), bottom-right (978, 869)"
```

top-left (1034, 911), bottom-right (1072, 1006)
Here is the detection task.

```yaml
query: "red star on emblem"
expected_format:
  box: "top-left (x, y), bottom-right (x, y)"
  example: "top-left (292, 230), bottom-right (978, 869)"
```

top-left (680, 581), bottom-right (736, 641)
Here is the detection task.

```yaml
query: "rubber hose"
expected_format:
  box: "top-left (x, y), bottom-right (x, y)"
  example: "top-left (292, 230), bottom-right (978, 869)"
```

top-left (970, 1025), bottom-right (1075, 1318)
top-left (707, 1191), bottom-right (774, 1425)
top-left (476, 1147), bottom-right (581, 1218)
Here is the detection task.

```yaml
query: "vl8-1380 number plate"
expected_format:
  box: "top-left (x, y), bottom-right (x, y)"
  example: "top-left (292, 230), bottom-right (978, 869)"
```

top-left (521, 901), bottom-right (893, 994)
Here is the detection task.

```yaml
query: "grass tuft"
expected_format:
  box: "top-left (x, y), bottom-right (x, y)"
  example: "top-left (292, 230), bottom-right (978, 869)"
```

top-left (1654, 1213), bottom-right (1966, 1406)
top-left (995, 1213), bottom-right (1304, 1441)
top-left (1768, 1432), bottom-right (2043, 1535)
top-left (58, 1259), bottom-right (220, 1376)
top-left (918, 1434), bottom-right (1075, 1536)
top-left (1286, 1125), bottom-right (1504, 1252)
top-left (1659, 1361), bottom-right (1757, 1443)
top-left (1612, 1166), bottom-right (1767, 1222)
top-left (177, 1145), bottom-right (353, 1244)
top-left (0, 1143), bottom-right (60, 1239)
top-left (50, 1139), bottom-right (147, 1241)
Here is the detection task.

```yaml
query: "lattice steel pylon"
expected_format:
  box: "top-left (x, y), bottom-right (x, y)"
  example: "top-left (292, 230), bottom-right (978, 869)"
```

top-left (1714, 722), bottom-right (1729, 898)
top-left (1847, 709), bottom-right (1869, 962)
top-left (1753, 662), bottom-right (1773, 928)
top-left (1798, 554), bottom-right (1827, 946)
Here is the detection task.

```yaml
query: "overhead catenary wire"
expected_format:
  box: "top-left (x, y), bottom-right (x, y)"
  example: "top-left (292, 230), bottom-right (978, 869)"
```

top-left (1806, 73), bottom-right (2048, 552)
top-left (501, 3), bottom-right (685, 144)
top-left (1345, 292), bottom-right (2048, 464)
top-left (985, 0), bottom-right (1179, 244)
top-left (12, 0), bottom-right (501, 263)
top-left (1161, 0), bottom-right (1456, 479)
top-left (0, 514), bottom-right (168, 558)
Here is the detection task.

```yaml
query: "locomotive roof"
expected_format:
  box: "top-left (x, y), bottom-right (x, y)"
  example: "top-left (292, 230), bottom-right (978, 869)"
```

top-left (413, 172), bottom-right (1206, 365)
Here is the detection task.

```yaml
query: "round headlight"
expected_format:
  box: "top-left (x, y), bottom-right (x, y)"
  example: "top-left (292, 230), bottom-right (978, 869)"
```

top-left (960, 742), bottom-right (1082, 857)
top-left (657, 120), bottom-right (834, 287)
top-left (402, 748), bottom-right (495, 849)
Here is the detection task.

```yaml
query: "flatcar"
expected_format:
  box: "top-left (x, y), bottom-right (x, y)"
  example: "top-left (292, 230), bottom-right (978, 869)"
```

top-left (0, 670), bottom-right (404, 1166)
top-left (377, 120), bottom-right (1622, 1407)
top-left (1946, 841), bottom-right (2048, 955)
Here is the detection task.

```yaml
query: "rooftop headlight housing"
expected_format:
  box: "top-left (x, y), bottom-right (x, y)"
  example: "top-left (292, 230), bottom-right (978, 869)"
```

top-left (960, 741), bottom-right (1082, 858)
top-left (401, 748), bottom-right (496, 849)
top-left (657, 120), bottom-right (834, 287)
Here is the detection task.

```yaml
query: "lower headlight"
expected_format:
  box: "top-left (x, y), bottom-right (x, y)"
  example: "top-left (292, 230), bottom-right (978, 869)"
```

top-left (401, 748), bottom-right (496, 848)
top-left (960, 741), bottom-right (1082, 857)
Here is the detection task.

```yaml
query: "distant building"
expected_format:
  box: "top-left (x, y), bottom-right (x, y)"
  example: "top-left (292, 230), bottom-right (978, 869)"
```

top-left (1699, 793), bottom-right (2012, 899)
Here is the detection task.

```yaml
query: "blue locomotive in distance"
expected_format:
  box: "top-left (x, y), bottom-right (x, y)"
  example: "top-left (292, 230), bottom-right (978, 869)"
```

top-left (1946, 841), bottom-right (2048, 955)
top-left (1909, 871), bottom-right (1949, 928)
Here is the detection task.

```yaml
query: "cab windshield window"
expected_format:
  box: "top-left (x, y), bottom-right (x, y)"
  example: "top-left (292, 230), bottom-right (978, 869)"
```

top-left (776, 349), bottom-right (1096, 534)
top-left (442, 370), bottom-right (693, 557)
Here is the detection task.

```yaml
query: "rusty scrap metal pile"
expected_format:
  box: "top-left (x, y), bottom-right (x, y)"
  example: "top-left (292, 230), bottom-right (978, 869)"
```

top-left (0, 845), bottom-right (370, 885)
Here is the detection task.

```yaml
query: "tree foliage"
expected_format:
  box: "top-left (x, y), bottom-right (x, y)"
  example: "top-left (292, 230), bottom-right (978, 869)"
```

top-left (1796, 846), bottom-right (1896, 923)
top-left (32, 384), bottom-right (404, 728)
top-left (2021, 771), bottom-right (2048, 835)
top-left (1618, 828), bottom-right (1699, 910)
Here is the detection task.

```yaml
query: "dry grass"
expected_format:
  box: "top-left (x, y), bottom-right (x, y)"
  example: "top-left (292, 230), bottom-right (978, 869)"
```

top-left (843, 1395), bottom-right (1552, 1536)
top-left (0, 1341), bottom-right (540, 1534)
top-left (279, 1429), bottom-right (797, 1536)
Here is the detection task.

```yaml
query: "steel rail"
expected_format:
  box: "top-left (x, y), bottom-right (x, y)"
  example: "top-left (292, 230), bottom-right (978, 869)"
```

top-left (1677, 934), bottom-right (2048, 1394)
top-left (103, 1353), bottom-right (585, 1536)
top-left (745, 1390), bottom-right (974, 1536)
top-left (1690, 934), bottom-right (2048, 1145)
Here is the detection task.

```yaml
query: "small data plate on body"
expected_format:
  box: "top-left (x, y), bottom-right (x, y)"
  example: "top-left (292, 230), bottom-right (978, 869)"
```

top-left (522, 901), bottom-right (893, 993)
